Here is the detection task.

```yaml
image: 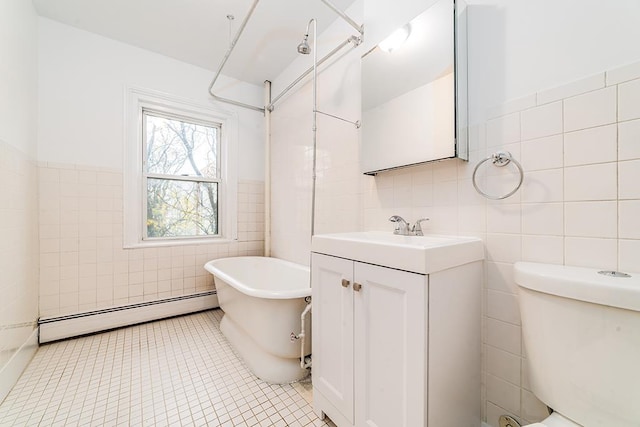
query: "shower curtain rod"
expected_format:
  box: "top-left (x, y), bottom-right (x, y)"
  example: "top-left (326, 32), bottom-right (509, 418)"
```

top-left (207, 0), bottom-right (363, 113)
top-left (208, 0), bottom-right (264, 112)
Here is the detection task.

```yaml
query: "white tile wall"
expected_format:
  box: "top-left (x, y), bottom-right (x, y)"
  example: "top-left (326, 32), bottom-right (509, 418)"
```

top-left (520, 101), bottom-right (563, 141)
top-left (38, 163), bottom-right (265, 318)
top-left (521, 203), bottom-right (563, 236)
top-left (363, 68), bottom-right (640, 427)
top-left (563, 86), bottom-right (617, 132)
top-left (564, 124), bottom-right (617, 167)
top-left (619, 200), bottom-right (640, 239)
top-left (618, 78), bottom-right (640, 121)
top-left (521, 235), bottom-right (564, 264)
top-left (618, 119), bottom-right (640, 160)
top-left (619, 239), bottom-right (640, 272)
top-left (520, 135), bottom-right (563, 171)
top-left (607, 61), bottom-right (640, 85)
top-left (564, 201), bottom-right (617, 238)
top-left (619, 159), bottom-right (640, 199)
top-left (272, 57), bottom-right (640, 426)
top-left (485, 346), bottom-right (520, 386)
top-left (521, 169), bottom-right (564, 203)
top-left (537, 73), bottom-right (605, 105)
top-left (565, 237), bottom-right (617, 269)
top-left (0, 141), bottom-right (39, 374)
top-left (486, 112), bottom-right (521, 147)
top-left (564, 163), bottom-right (617, 201)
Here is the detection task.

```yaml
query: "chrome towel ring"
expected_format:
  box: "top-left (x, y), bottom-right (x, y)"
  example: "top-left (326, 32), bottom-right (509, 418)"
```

top-left (472, 151), bottom-right (524, 200)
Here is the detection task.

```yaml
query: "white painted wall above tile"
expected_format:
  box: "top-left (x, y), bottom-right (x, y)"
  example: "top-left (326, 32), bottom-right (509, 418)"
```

top-left (37, 18), bottom-right (264, 181)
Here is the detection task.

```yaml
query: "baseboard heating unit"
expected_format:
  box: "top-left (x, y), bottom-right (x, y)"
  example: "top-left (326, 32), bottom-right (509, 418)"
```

top-left (39, 291), bottom-right (218, 343)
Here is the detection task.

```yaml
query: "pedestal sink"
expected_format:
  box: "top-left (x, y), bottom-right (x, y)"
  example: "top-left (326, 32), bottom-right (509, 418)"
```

top-left (311, 231), bottom-right (484, 274)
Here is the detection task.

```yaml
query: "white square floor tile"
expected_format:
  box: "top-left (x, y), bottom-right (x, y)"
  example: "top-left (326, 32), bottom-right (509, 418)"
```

top-left (0, 310), bottom-right (336, 427)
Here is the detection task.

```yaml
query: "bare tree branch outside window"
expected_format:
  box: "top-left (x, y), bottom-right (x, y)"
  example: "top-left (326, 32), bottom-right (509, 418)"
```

top-left (143, 111), bottom-right (220, 239)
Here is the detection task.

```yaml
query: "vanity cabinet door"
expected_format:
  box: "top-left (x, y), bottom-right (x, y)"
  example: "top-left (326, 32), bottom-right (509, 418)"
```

top-left (312, 253), bottom-right (355, 425)
top-left (353, 262), bottom-right (427, 427)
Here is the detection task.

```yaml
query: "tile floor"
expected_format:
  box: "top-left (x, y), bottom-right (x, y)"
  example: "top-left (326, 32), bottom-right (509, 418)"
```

top-left (0, 310), bottom-right (336, 427)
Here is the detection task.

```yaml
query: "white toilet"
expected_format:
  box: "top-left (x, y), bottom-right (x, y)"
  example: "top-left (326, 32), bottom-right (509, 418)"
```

top-left (514, 262), bottom-right (640, 427)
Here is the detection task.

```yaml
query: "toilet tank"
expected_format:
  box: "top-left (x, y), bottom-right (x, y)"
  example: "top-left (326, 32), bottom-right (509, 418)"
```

top-left (514, 262), bottom-right (640, 427)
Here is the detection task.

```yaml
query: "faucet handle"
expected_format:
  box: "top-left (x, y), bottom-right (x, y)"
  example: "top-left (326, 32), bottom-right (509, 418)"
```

top-left (412, 218), bottom-right (430, 236)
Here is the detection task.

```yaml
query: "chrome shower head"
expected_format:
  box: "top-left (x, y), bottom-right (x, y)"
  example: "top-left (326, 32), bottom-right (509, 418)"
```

top-left (297, 34), bottom-right (310, 54)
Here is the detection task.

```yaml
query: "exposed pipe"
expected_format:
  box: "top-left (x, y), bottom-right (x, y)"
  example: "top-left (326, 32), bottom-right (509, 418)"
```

top-left (299, 299), bottom-right (312, 369)
top-left (264, 80), bottom-right (272, 257)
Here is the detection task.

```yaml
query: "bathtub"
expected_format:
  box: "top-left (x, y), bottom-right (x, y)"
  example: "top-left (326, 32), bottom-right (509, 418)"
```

top-left (204, 256), bottom-right (311, 384)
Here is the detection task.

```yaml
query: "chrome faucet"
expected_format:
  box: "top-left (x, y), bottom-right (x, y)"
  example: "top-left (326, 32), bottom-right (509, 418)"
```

top-left (389, 216), bottom-right (430, 236)
top-left (389, 215), bottom-right (410, 235)
top-left (412, 218), bottom-right (429, 236)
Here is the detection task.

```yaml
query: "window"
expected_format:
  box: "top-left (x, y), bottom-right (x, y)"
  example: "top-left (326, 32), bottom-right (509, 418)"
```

top-left (143, 110), bottom-right (220, 239)
top-left (125, 88), bottom-right (238, 247)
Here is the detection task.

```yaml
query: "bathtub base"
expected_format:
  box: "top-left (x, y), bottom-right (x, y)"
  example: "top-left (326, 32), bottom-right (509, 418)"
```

top-left (220, 314), bottom-right (309, 384)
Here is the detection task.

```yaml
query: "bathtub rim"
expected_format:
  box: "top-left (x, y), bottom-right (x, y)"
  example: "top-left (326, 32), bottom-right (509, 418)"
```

top-left (204, 256), bottom-right (311, 300)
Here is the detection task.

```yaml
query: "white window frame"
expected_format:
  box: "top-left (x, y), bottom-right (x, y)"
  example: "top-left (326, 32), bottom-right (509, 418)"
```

top-left (124, 87), bottom-right (238, 248)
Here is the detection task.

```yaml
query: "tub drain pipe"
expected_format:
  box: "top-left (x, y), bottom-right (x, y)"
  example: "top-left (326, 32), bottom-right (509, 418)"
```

top-left (291, 297), bottom-right (313, 369)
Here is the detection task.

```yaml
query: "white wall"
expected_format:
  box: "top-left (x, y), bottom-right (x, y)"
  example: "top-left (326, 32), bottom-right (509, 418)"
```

top-left (37, 18), bottom-right (265, 181)
top-left (36, 18), bottom-right (266, 318)
top-left (468, 0), bottom-right (640, 123)
top-left (0, 0), bottom-right (39, 403)
top-left (269, 0), bottom-right (640, 425)
top-left (0, 0), bottom-right (38, 157)
top-left (270, 1), bottom-right (363, 266)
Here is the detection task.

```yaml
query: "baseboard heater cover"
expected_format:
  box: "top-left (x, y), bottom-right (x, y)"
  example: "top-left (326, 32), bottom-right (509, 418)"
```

top-left (39, 291), bottom-right (218, 343)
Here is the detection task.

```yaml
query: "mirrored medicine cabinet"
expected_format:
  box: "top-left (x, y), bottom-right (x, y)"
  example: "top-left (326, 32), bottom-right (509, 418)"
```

top-left (361, 0), bottom-right (468, 175)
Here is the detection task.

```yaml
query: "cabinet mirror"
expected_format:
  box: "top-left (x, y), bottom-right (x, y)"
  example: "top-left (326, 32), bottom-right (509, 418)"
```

top-left (361, 0), bottom-right (468, 175)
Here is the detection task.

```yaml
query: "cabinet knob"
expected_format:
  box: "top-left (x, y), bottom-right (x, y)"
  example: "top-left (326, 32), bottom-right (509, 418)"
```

top-left (341, 279), bottom-right (350, 288)
top-left (353, 282), bottom-right (362, 292)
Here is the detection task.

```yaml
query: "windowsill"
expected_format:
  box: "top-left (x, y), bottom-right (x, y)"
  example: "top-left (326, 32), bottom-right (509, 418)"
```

top-left (123, 237), bottom-right (238, 249)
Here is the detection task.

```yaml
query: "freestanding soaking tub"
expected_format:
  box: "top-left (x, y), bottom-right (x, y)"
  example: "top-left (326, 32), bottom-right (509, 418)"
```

top-left (204, 256), bottom-right (311, 384)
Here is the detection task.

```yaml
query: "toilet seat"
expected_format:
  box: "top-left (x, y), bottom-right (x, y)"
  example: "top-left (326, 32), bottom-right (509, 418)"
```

top-left (524, 412), bottom-right (581, 427)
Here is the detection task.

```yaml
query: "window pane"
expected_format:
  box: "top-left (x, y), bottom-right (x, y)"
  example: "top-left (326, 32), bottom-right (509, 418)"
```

top-left (145, 112), bottom-right (219, 178)
top-left (146, 178), bottom-right (218, 238)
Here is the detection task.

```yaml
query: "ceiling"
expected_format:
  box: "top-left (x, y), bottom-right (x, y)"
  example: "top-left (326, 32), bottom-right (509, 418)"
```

top-left (32, 0), bottom-right (357, 86)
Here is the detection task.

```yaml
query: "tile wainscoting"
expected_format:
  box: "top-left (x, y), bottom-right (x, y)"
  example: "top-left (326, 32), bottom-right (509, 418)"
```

top-left (364, 60), bottom-right (640, 425)
top-left (37, 162), bottom-right (265, 319)
top-left (0, 141), bottom-right (39, 402)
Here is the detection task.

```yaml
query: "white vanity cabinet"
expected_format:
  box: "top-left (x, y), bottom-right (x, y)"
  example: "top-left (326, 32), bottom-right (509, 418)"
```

top-left (312, 253), bottom-right (426, 426)
top-left (311, 232), bottom-right (483, 427)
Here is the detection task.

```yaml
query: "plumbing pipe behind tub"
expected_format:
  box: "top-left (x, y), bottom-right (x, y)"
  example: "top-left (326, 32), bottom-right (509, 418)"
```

top-left (299, 299), bottom-right (312, 369)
